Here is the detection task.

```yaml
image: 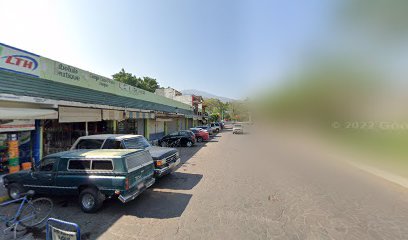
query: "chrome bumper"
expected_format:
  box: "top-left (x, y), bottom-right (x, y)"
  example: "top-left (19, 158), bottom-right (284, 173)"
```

top-left (118, 177), bottom-right (155, 203)
top-left (154, 158), bottom-right (181, 177)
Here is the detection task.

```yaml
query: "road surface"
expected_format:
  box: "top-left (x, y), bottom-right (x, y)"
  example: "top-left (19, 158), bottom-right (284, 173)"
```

top-left (3, 126), bottom-right (408, 239)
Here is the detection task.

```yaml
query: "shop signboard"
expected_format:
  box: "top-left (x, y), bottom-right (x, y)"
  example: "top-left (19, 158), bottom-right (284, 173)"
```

top-left (0, 120), bottom-right (35, 132)
top-left (0, 43), bottom-right (193, 111)
top-left (0, 43), bottom-right (40, 78)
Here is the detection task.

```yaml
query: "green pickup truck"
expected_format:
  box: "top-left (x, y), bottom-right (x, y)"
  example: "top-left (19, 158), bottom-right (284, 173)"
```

top-left (3, 149), bottom-right (155, 213)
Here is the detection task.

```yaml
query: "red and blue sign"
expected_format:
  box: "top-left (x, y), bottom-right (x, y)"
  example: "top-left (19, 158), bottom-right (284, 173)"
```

top-left (0, 43), bottom-right (40, 77)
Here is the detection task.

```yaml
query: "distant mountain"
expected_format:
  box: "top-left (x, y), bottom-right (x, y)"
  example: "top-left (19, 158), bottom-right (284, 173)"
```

top-left (181, 89), bottom-right (235, 103)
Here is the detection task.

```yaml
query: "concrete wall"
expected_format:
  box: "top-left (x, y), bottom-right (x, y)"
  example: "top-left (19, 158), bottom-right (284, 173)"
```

top-left (174, 95), bottom-right (192, 106)
top-left (155, 88), bottom-right (182, 99)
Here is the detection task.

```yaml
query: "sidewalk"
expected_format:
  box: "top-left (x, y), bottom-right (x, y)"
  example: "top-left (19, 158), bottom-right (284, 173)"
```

top-left (267, 126), bottom-right (408, 190)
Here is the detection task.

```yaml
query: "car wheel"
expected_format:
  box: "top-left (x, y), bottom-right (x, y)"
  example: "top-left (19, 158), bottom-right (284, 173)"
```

top-left (79, 188), bottom-right (105, 213)
top-left (197, 137), bottom-right (203, 143)
top-left (8, 183), bottom-right (24, 200)
top-left (186, 140), bottom-right (193, 147)
top-left (160, 141), bottom-right (167, 147)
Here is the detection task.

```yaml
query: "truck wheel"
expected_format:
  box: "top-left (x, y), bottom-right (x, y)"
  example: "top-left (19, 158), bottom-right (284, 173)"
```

top-left (197, 137), bottom-right (203, 143)
top-left (79, 188), bottom-right (105, 213)
top-left (8, 183), bottom-right (24, 200)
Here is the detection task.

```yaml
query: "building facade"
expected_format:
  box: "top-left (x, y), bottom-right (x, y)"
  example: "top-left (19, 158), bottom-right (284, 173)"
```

top-left (155, 87), bottom-right (207, 126)
top-left (0, 43), bottom-right (193, 174)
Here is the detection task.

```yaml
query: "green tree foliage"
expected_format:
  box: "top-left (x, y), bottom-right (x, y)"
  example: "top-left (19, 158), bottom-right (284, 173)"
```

top-left (209, 113), bottom-right (220, 122)
top-left (112, 69), bottom-right (160, 93)
top-left (204, 98), bottom-right (248, 121)
top-left (258, 62), bottom-right (382, 125)
top-left (139, 76), bottom-right (159, 93)
top-left (228, 101), bottom-right (249, 121)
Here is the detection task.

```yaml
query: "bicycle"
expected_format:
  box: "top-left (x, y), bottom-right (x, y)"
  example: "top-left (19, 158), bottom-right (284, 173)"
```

top-left (0, 190), bottom-right (53, 239)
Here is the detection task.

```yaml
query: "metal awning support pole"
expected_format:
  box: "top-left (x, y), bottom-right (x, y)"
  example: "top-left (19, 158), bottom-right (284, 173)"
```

top-left (85, 122), bottom-right (89, 136)
top-left (31, 120), bottom-right (42, 167)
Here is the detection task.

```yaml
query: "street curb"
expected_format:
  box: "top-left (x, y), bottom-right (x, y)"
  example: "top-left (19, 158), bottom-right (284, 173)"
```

top-left (349, 161), bottom-right (408, 189)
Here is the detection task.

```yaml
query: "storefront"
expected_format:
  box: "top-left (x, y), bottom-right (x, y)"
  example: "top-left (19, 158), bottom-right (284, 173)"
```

top-left (0, 42), bottom-right (194, 165)
top-left (121, 111), bottom-right (152, 135)
top-left (0, 106), bottom-right (58, 174)
top-left (166, 119), bottom-right (178, 133)
top-left (43, 106), bottom-right (102, 155)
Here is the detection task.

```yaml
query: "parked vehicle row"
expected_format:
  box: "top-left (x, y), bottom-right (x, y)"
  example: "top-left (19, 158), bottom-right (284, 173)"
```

top-left (71, 134), bottom-right (180, 177)
top-left (190, 128), bottom-right (209, 142)
top-left (3, 123), bottom-right (224, 213)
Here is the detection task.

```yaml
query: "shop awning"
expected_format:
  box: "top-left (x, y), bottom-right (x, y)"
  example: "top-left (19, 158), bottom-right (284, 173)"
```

top-left (59, 106), bottom-right (101, 123)
top-left (126, 111), bottom-right (155, 119)
top-left (156, 118), bottom-right (173, 122)
top-left (0, 107), bottom-right (58, 120)
top-left (102, 109), bottom-right (125, 121)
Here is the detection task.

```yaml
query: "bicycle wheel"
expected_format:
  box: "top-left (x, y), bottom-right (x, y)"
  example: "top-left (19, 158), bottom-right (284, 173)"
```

top-left (19, 198), bottom-right (53, 228)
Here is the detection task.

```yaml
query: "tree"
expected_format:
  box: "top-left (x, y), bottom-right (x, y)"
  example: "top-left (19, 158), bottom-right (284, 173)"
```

top-left (209, 113), bottom-right (220, 122)
top-left (228, 101), bottom-right (249, 121)
top-left (139, 76), bottom-right (160, 93)
top-left (112, 69), bottom-right (160, 93)
top-left (204, 98), bottom-right (248, 121)
top-left (112, 68), bottom-right (140, 87)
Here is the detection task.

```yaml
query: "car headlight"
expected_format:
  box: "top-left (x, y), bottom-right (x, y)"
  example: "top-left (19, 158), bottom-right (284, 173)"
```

top-left (176, 152), bottom-right (180, 158)
top-left (156, 159), bottom-right (166, 166)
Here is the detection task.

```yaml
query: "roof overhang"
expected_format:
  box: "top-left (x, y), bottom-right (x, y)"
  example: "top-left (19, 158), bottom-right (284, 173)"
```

top-left (0, 107), bottom-right (58, 120)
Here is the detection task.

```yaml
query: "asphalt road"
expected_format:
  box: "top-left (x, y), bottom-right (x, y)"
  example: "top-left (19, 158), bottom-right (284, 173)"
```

top-left (3, 126), bottom-right (408, 239)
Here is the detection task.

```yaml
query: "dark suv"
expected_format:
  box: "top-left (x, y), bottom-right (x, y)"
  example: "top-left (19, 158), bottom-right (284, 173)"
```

top-left (71, 134), bottom-right (180, 177)
top-left (158, 130), bottom-right (196, 147)
top-left (3, 149), bottom-right (155, 213)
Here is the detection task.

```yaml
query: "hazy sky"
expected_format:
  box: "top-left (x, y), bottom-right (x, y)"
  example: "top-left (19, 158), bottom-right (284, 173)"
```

top-left (1, 0), bottom-right (333, 99)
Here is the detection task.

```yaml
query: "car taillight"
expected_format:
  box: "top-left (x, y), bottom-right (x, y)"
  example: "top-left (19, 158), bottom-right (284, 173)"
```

top-left (125, 177), bottom-right (129, 190)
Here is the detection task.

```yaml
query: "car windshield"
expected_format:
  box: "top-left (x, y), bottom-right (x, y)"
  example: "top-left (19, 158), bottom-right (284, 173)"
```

top-left (123, 137), bottom-right (151, 149)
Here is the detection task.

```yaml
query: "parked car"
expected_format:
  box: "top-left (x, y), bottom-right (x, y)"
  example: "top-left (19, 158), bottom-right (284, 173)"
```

top-left (190, 128), bottom-right (210, 142)
top-left (233, 124), bottom-right (244, 134)
top-left (3, 149), bottom-right (155, 213)
top-left (210, 123), bottom-right (220, 133)
top-left (196, 125), bottom-right (214, 135)
top-left (159, 130), bottom-right (196, 147)
top-left (71, 134), bottom-right (180, 177)
top-left (218, 122), bottom-right (224, 130)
